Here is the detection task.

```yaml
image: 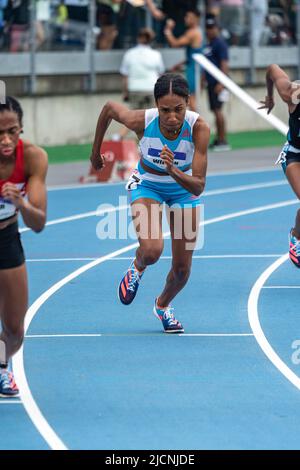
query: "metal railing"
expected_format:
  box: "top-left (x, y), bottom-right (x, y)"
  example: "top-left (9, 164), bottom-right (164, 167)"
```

top-left (0, 0), bottom-right (299, 94)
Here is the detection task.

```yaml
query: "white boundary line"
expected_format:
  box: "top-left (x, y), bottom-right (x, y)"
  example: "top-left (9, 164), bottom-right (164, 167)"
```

top-left (0, 400), bottom-right (22, 405)
top-left (46, 167), bottom-right (279, 191)
top-left (248, 254), bottom-right (300, 391)
top-left (25, 333), bottom-right (253, 338)
top-left (262, 285), bottom-right (300, 289)
top-left (13, 197), bottom-right (299, 450)
top-left (19, 179), bottom-right (289, 235)
top-left (25, 254), bottom-right (285, 263)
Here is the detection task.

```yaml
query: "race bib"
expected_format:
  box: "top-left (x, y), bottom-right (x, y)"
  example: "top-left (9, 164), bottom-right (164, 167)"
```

top-left (125, 173), bottom-right (142, 191)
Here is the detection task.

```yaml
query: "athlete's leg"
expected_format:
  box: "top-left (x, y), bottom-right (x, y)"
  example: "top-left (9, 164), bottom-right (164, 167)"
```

top-left (0, 264), bottom-right (27, 396)
top-left (0, 264), bottom-right (28, 363)
top-left (286, 162), bottom-right (300, 237)
top-left (118, 198), bottom-right (163, 305)
top-left (157, 206), bottom-right (199, 307)
top-left (214, 108), bottom-right (226, 143)
top-left (131, 198), bottom-right (164, 271)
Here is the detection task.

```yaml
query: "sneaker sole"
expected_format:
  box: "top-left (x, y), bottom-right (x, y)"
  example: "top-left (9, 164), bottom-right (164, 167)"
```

top-left (0, 392), bottom-right (19, 398)
top-left (153, 306), bottom-right (184, 334)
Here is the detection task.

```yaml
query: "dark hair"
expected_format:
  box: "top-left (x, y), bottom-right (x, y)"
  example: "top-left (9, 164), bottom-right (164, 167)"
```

top-left (188, 8), bottom-right (201, 18)
top-left (154, 73), bottom-right (189, 102)
top-left (0, 96), bottom-right (23, 126)
top-left (138, 27), bottom-right (155, 44)
top-left (205, 13), bottom-right (218, 29)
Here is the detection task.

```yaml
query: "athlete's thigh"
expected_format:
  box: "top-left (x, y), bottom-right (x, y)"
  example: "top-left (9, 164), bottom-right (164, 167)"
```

top-left (0, 264), bottom-right (28, 330)
top-left (286, 162), bottom-right (300, 199)
top-left (131, 197), bottom-right (164, 249)
top-left (167, 206), bottom-right (200, 266)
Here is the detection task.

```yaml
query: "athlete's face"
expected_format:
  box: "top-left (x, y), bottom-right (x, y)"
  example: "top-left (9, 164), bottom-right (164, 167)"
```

top-left (156, 94), bottom-right (188, 134)
top-left (0, 110), bottom-right (22, 159)
top-left (185, 12), bottom-right (198, 28)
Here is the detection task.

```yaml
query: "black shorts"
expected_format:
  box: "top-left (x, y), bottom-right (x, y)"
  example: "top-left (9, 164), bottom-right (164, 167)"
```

top-left (276, 143), bottom-right (300, 173)
top-left (0, 221), bottom-right (25, 270)
top-left (207, 85), bottom-right (223, 111)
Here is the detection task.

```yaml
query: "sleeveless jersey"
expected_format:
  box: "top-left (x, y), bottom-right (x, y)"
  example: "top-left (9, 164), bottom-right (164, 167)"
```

top-left (138, 108), bottom-right (199, 183)
top-left (288, 102), bottom-right (300, 150)
top-left (0, 139), bottom-right (27, 220)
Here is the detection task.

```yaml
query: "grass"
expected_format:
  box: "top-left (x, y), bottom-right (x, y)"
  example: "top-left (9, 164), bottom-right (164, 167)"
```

top-left (44, 129), bottom-right (285, 165)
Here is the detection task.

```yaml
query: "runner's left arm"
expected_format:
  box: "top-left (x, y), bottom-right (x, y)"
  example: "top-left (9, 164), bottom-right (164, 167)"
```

top-left (161, 118), bottom-right (209, 195)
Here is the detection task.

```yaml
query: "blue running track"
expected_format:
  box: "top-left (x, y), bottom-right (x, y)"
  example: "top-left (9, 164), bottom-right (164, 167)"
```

top-left (1, 168), bottom-right (300, 450)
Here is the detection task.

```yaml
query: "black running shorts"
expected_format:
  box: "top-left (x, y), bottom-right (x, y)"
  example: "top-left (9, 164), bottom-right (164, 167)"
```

top-left (0, 221), bottom-right (25, 269)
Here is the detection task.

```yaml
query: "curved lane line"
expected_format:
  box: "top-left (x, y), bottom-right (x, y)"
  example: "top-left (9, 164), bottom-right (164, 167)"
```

top-left (13, 197), bottom-right (299, 449)
top-left (248, 253), bottom-right (300, 391)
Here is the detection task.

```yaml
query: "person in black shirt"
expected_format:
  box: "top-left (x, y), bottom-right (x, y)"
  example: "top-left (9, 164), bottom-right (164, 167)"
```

top-left (202, 14), bottom-right (230, 151)
top-left (259, 64), bottom-right (300, 267)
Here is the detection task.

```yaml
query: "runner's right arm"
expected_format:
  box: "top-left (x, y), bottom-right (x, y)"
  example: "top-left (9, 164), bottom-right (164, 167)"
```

top-left (90, 102), bottom-right (145, 170)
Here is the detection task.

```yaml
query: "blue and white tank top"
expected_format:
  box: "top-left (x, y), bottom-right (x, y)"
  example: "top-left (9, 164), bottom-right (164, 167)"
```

top-left (137, 108), bottom-right (199, 183)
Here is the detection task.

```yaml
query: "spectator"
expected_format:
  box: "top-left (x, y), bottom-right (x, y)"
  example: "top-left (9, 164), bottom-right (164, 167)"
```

top-left (113, 27), bottom-right (164, 140)
top-left (150, 0), bottom-right (199, 46)
top-left (279, 0), bottom-right (297, 44)
top-left (219, 0), bottom-right (245, 45)
top-left (202, 14), bottom-right (230, 151)
top-left (0, 0), bottom-right (8, 49)
top-left (164, 9), bottom-right (202, 111)
top-left (250, 0), bottom-right (268, 46)
top-left (36, 0), bottom-right (51, 50)
top-left (7, 0), bottom-right (30, 53)
top-left (114, 0), bottom-right (163, 49)
top-left (96, 0), bottom-right (122, 50)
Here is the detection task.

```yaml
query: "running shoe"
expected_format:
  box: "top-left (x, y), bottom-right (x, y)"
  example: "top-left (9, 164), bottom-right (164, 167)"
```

top-left (0, 369), bottom-right (19, 397)
top-left (289, 229), bottom-right (300, 268)
top-left (153, 299), bottom-right (184, 334)
top-left (118, 260), bottom-right (144, 305)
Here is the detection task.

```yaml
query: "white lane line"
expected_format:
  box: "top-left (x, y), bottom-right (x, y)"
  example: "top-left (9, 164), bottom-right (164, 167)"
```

top-left (27, 258), bottom-right (98, 262)
top-left (47, 181), bottom-right (124, 191)
top-left (262, 285), bottom-right (300, 289)
top-left (19, 179), bottom-right (289, 234)
top-left (25, 333), bottom-right (253, 338)
top-left (0, 400), bottom-right (22, 404)
top-left (248, 254), bottom-right (300, 391)
top-left (180, 333), bottom-right (254, 337)
top-left (13, 197), bottom-right (299, 450)
top-left (26, 334), bottom-right (103, 338)
top-left (204, 179), bottom-right (287, 197)
top-left (26, 254), bottom-right (285, 263)
top-left (47, 166), bottom-right (279, 191)
top-left (19, 205), bottom-right (129, 234)
top-left (208, 166), bottom-right (278, 177)
top-left (13, 242), bottom-right (141, 451)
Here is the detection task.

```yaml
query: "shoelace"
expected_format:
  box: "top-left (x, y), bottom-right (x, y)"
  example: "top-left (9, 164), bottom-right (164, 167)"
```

top-left (0, 371), bottom-right (13, 390)
top-left (128, 268), bottom-right (141, 292)
top-left (162, 307), bottom-right (178, 325)
top-left (291, 236), bottom-right (300, 255)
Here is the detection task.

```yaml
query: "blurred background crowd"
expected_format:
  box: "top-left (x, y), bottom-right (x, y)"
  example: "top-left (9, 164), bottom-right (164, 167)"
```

top-left (0, 0), bottom-right (297, 53)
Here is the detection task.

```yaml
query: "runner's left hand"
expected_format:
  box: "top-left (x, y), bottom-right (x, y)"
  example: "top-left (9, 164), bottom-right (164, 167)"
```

top-left (160, 145), bottom-right (174, 173)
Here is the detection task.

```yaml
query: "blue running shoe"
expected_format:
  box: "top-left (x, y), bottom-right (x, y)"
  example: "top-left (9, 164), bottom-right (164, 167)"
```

top-left (153, 299), bottom-right (184, 334)
top-left (118, 260), bottom-right (144, 305)
top-left (289, 229), bottom-right (300, 268)
top-left (0, 369), bottom-right (19, 397)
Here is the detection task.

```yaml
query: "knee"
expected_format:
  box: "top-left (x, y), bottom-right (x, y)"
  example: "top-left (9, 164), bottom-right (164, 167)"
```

top-left (172, 264), bottom-right (191, 283)
top-left (3, 325), bottom-right (24, 348)
top-left (141, 246), bottom-right (163, 266)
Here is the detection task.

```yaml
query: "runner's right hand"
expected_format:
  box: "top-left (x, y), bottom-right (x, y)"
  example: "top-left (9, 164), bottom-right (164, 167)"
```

top-left (90, 154), bottom-right (106, 171)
